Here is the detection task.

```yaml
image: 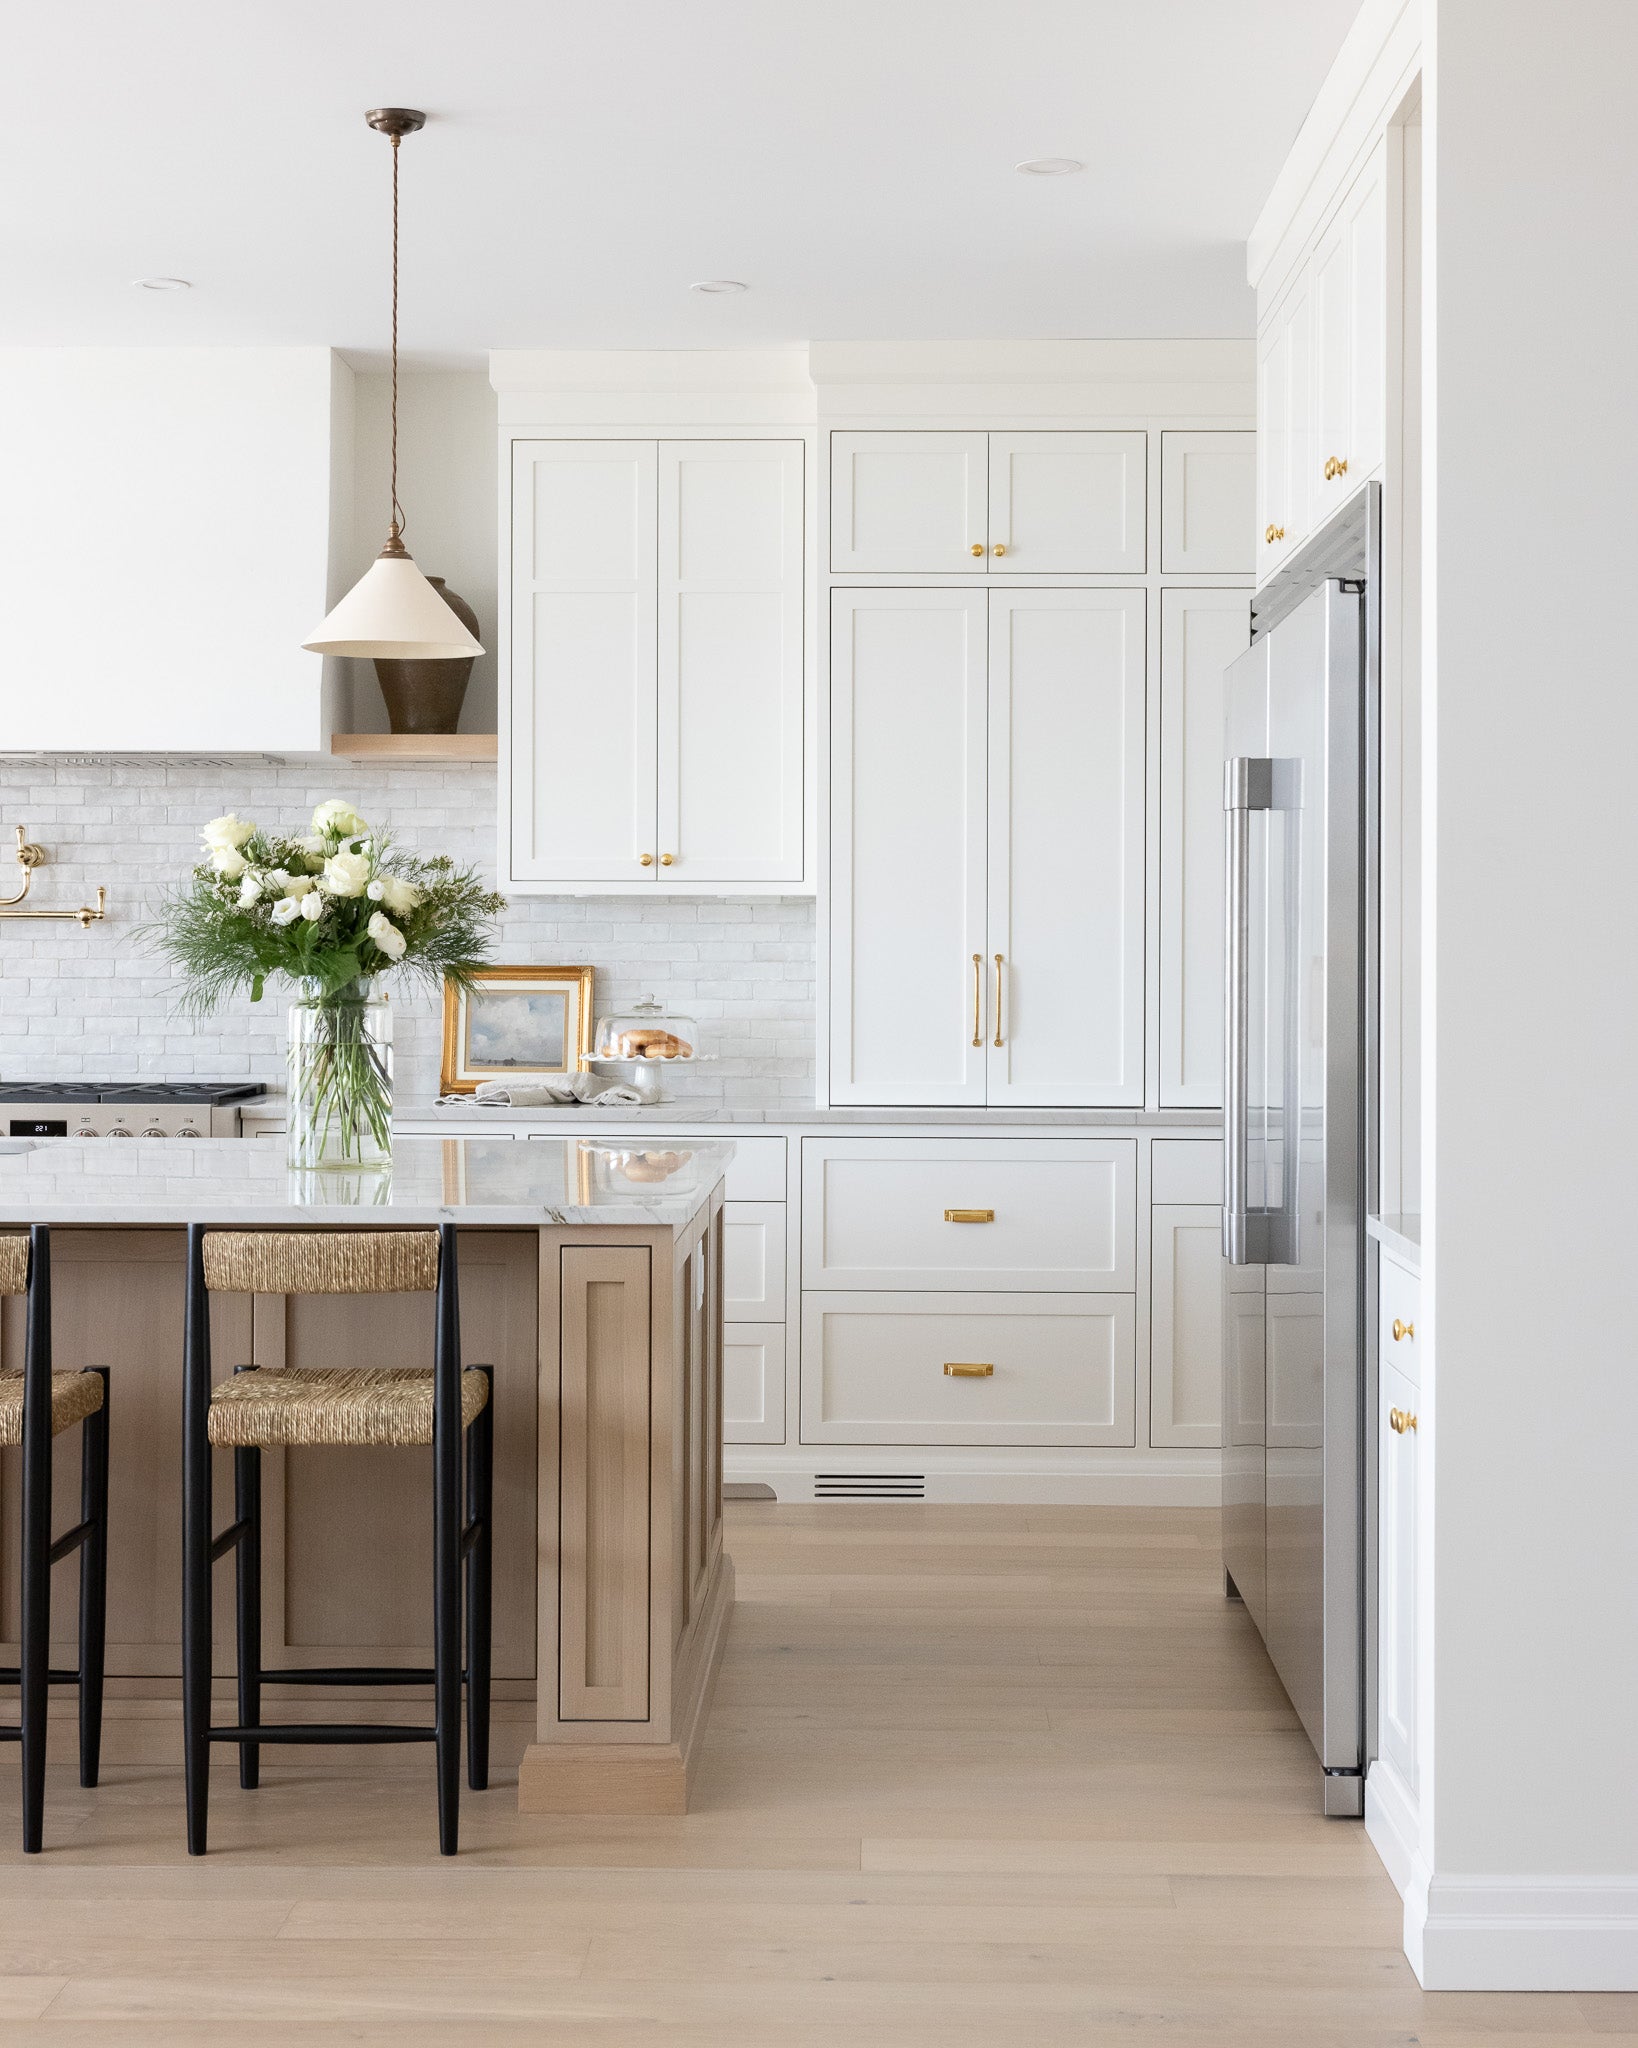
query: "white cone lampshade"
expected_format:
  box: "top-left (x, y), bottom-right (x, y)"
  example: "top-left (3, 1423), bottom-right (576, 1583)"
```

top-left (303, 545), bottom-right (484, 660)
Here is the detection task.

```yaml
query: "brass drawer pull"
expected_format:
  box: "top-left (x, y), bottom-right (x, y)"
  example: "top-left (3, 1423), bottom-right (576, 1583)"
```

top-left (1392, 1318), bottom-right (1414, 1342)
top-left (1388, 1406), bottom-right (1418, 1435)
top-left (944, 1208), bottom-right (994, 1223)
top-left (944, 1362), bottom-right (994, 1378)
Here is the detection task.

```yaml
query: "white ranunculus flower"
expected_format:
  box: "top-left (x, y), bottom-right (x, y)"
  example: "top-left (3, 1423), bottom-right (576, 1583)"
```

top-left (237, 873), bottom-right (262, 908)
top-left (202, 813), bottom-right (256, 851)
top-left (211, 846), bottom-right (247, 880)
top-left (269, 895), bottom-right (302, 927)
top-left (367, 911), bottom-right (407, 962)
top-left (312, 800), bottom-right (368, 840)
top-left (299, 890), bottom-right (325, 922)
top-left (319, 851), bottom-right (370, 898)
top-left (377, 873), bottom-right (423, 916)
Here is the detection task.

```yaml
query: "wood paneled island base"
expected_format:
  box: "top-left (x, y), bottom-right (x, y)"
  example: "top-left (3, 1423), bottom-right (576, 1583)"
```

top-left (0, 1138), bottom-right (735, 1821)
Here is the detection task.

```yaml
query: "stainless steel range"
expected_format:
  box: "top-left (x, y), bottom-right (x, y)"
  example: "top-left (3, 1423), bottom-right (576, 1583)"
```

top-left (0, 1083), bottom-right (267, 1140)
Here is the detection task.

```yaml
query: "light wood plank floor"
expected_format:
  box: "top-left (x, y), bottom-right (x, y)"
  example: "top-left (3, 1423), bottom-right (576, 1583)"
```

top-left (0, 1503), bottom-right (1630, 2045)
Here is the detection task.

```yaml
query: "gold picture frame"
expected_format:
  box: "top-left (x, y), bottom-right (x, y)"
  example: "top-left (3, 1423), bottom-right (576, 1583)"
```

top-left (440, 965), bottom-right (594, 1095)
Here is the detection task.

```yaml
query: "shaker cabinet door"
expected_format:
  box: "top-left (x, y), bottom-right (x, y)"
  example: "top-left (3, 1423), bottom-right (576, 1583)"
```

top-left (986, 588), bottom-right (1146, 1106)
top-left (1380, 1355), bottom-right (1419, 1792)
top-left (987, 431), bottom-right (1147, 573)
top-left (657, 439), bottom-right (804, 884)
top-left (509, 440), bottom-right (658, 883)
top-left (1255, 276), bottom-right (1313, 578)
top-left (1160, 431), bottom-right (1256, 575)
top-left (830, 431), bottom-right (988, 573)
top-left (1149, 1203), bottom-right (1225, 1448)
top-left (828, 589), bottom-right (988, 1105)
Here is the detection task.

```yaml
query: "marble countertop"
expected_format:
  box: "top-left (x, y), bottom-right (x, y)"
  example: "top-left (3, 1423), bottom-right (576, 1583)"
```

top-left (0, 1138), bottom-right (732, 1229)
top-left (394, 1100), bottom-right (1221, 1131)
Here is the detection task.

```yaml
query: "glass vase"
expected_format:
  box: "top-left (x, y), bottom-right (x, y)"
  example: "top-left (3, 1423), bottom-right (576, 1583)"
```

top-left (286, 977), bottom-right (393, 1171)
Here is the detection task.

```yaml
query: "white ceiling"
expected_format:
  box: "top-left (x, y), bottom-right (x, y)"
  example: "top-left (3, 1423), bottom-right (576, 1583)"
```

top-left (3, 1), bottom-right (1359, 360)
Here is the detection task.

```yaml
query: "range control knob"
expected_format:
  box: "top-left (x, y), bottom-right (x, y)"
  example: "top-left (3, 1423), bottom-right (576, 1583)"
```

top-left (175, 1127), bottom-right (202, 1139)
top-left (74, 1128), bottom-right (100, 1139)
top-left (140, 1127), bottom-right (168, 1139)
top-left (106, 1127), bottom-right (134, 1138)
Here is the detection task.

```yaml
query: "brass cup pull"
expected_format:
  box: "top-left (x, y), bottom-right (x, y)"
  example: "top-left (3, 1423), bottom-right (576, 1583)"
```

top-left (971, 952), bottom-right (983, 1048)
top-left (992, 544), bottom-right (1006, 557)
top-left (944, 1208), bottom-right (995, 1224)
top-left (1392, 1318), bottom-right (1415, 1342)
top-left (1389, 1406), bottom-right (1418, 1435)
top-left (1265, 524), bottom-right (1286, 544)
top-left (660, 853), bottom-right (675, 867)
top-left (1324, 455), bottom-right (1350, 481)
top-left (970, 543), bottom-right (985, 557)
top-left (639, 853), bottom-right (654, 867)
top-left (944, 1362), bottom-right (994, 1378)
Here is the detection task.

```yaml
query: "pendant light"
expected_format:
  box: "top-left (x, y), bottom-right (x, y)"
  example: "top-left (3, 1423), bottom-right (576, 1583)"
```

top-left (303, 109), bottom-right (483, 661)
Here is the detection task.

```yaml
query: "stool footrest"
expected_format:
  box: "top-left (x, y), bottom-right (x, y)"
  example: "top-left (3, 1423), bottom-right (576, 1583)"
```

top-left (0, 1667), bottom-right (81, 1687)
top-left (209, 1518), bottom-right (251, 1564)
top-left (47, 1519), bottom-right (96, 1566)
top-left (459, 1516), bottom-right (484, 1559)
top-left (261, 1666), bottom-right (437, 1688)
top-left (208, 1723), bottom-right (438, 1745)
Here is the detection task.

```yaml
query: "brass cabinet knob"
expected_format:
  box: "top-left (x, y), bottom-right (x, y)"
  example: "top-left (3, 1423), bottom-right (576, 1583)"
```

top-left (1392, 1318), bottom-right (1414, 1342)
top-left (1389, 1406), bottom-right (1418, 1435)
top-left (1324, 455), bottom-right (1350, 480)
top-left (639, 853), bottom-right (654, 867)
top-left (992, 544), bottom-right (1006, 557)
top-left (660, 853), bottom-right (675, 866)
top-left (944, 1362), bottom-right (994, 1378)
top-left (970, 543), bottom-right (985, 557)
top-left (1264, 524), bottom-right (1285, 544)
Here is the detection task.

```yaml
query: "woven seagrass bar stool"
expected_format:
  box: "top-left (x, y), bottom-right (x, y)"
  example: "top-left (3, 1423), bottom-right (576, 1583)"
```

top-left (181, 1222), bottom-right (493, 1856)
top-left (0, 1228), bottom-right (110, 1854)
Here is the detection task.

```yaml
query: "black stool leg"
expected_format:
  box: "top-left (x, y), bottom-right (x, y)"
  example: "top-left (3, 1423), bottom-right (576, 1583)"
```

top-left (233, 1370), bottom-right (261, 1791)
top-left (465, 1366), bottom-right (493, 1793)
top-left (433, 1224), bottom-right (461, 1855)
top-left (182, 1226), bottom-right (213, 1856)
top-left (77, 1369), bottom-right (110, 1790)
top-left (20, 1226), bottom-right (52, 1855)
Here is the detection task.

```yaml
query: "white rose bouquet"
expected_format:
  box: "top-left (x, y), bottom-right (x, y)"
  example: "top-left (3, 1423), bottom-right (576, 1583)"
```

top-left (145, 801), bottom-right (505, 1167)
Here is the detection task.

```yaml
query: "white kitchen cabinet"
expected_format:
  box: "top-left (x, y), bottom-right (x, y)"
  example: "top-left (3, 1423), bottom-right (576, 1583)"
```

top-left (1313, 141), bottom-right (1387, 521)
top-left (829, 587), bottom-right (1145, 1107)
top-left (1149, 1203), bottom-right (1224, 1448)
top-left (1159, 589), bottom-right (1252, 1107)
top-left (507, 436), bottom-right (804, 891)
top-left (830, 430), bottom-right (1146, 574)
top-left (1255, 273), bottom-right (1313, 576)
top-left (723, 1200), bottom-right (787, 1320)
top-left (987, 432), bottom-right (1146, 574)
top-left (800, 1291), bottom-right (1136, 1448)
top-left (1380, 1350), bottom-right (1419, 1791)
top-left (987, 590), bottom-right (1146, 1106)
top-left (1160, 432), bottom-right (1257, 575)
top-left (801, 1137), bottom-right (1136, 1292)
top-left (725, 1322), bottom-right (787, 1445)
top-left (828, 589), bottom-right (988, 1106)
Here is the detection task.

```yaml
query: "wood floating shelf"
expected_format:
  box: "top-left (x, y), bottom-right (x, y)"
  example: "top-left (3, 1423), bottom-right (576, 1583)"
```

top-left (329, 733), bottom-right (498, 762)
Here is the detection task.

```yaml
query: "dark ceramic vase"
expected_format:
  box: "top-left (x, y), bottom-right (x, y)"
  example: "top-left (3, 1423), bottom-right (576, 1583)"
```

top-left (373, 577), bottom-right (481, 735)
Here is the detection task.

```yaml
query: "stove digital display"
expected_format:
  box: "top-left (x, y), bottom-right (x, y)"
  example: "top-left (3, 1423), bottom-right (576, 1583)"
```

top-left (9, 1119), bottom-right (67, 1138)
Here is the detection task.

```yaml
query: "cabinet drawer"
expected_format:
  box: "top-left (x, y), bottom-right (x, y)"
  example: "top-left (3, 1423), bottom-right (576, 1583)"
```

top-left (723, 1202), bottom-right (786, 1321)
top-left (802, 1138), bottom-right (1135, 1291)
top-left (725, 1321), bottom-right (786, 1444)
top-left (801, 1292), bottom-right (1135, 1447)
top-left (1379, 1254), bottom-right (1420, 1390)
top-left (1150, 1139), bottom-right (1223, 1204)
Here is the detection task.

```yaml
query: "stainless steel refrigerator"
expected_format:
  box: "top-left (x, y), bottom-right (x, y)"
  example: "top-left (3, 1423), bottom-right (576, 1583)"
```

top-left (1221, 487), bottom-right (1378, 1817)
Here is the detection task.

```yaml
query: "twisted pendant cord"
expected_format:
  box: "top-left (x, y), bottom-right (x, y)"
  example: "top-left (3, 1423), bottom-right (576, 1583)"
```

top-left (389, 134), bottom-right (403, 542)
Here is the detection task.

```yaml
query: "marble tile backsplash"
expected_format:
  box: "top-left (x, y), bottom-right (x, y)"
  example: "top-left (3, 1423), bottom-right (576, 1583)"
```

top-left (0, 759), bottom-right (816, 1109)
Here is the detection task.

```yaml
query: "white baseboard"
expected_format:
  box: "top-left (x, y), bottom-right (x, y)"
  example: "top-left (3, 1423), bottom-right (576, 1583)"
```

top-left (1407, 1874), bottom-right (1638, 1991)
top-left (724, 1446), bottom-right (1223, 1506)
top-left (1365, 1760), bottom-right (1430, 1971)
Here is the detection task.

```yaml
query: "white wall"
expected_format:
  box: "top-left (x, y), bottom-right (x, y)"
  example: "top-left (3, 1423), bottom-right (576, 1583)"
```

top-left (0, 347), bottom-right (346, 751)
top-left (1418, 0), bottom-right (1638, 1989)
top-left (340, 369), bottom-right (499, 735)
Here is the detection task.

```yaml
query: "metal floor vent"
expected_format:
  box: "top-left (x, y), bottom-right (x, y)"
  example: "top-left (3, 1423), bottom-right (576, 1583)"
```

top-left (814, 1473), bottom-right (926, 1501)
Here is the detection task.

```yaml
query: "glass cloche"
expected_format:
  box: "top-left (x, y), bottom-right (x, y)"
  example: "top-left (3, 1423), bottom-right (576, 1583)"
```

top-left (591, 994), bottom-right (700, 1065)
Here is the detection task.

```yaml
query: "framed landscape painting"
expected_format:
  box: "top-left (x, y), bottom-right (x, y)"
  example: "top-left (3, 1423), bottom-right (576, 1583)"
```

top-left (440, 965), bottom-right (594, 1094)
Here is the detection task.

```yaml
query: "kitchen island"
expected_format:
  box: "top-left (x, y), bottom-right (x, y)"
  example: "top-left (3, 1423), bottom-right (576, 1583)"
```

top-left (0, 1136), bottom-right (734, 1815)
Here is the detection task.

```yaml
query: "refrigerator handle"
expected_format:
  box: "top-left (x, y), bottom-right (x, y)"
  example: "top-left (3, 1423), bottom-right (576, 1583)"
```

top-left (1224, 758), bottom-right (1273, 1264)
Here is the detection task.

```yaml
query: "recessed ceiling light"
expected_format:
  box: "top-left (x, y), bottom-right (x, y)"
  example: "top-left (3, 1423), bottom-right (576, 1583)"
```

top-left (689, 278), bottom-right (748, 295)
top-left (132, 276), bottom-right (192, 292)
top-left (1015, 157), bottom-right (1084, 177)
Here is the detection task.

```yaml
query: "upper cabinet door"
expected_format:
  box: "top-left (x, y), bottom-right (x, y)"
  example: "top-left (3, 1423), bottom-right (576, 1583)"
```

top-left (987, 431), bottom-right (1147, 574)
top-left (1158, 588), bottom-right (1252, 1107)
top-left (1313, 140), bottom-right (1387, 516)
top-left (1256, 274), bottom-right (1313, 578)
top-left (829, 590), bottom-right (988, 1106)
top-left (830, 432), bottom-right (988, 572)
top-left (1160, 432), bottom-right (1255, 575)
top-left (656, 441), bottom-right (805, 884)
top-left (509, 440), bottom-right (657, 884)
top-left (986, 589), bottom-right (1146, 1107)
